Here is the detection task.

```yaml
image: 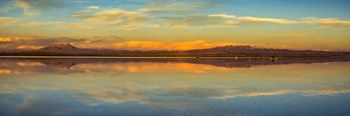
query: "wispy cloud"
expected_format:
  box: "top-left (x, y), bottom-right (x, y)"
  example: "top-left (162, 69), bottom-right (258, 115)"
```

top-left (156, 14), bottom-right (238, 28)
top-left (73, 8), bottom-right (147, 30)
top-left (154, 14), bottom-right (298, 28)
top-left (0, 17), bottom-right (19, 26)
top-left (27, 21), bottom-right (94, 29)
top-left (14, 0), bottom-right (64, 16)
top-left (302, 17), bottom-right (350, 27)
top-left (139, 0), bottom-right (215, 14)
top-left (239, 16), bottom-right (297, 24)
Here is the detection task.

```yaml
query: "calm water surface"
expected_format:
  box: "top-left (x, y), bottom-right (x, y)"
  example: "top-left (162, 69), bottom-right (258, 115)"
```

top-left (0, 58), bottom-right (349, 116)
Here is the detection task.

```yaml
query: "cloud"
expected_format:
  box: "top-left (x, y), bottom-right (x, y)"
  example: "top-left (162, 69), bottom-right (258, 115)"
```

top-left (155, 14), bottom-right (298, 28)
top-left (239, 16), bottom-right (297, 24)
top-left (17, 45), bottom-right (43, 50)
top-left (112, 40), bottom-right (237, 50)
top-left (302, 17), bottom-right (350, 27)
top-left (209, 14), bottom-right (236, 19)
top-left (0, 69), bottom-right (12, 74)
top-left (0, 17), bottom-right (19, 26)
top-left (14, 0), bottom-right (64, 16)
top-left (86, 6), bottom-right (100, 10)
top-left (139, 0), bottom-right (214, 14)
top-left (73, 8), bottom-right (146, 29)
top-left (0, 37), bottom-right (13, 42)
top-left (156, 14), bottom-right (239, 28)
top-left (27, 21), bottom-right (94, 29)
top-left (154, 13), bottom-right (349, 28)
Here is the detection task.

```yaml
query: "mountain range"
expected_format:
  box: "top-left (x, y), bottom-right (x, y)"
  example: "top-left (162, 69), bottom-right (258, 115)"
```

top-left (0, 43), bottom-right (349, 57)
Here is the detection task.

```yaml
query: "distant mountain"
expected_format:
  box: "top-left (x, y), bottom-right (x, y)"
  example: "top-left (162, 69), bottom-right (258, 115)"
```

top-left (0, 44), bottom-right (349, 57)
top-left (38, 43), bottom-right (78, 52)
top-left (185, 45), bottom-right (346, 57)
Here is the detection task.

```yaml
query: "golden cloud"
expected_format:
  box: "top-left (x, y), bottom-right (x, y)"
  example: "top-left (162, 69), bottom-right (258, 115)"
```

top-left (112, 40), bottom-right (237, 50)
top-left (0, 37), bottom-right (12, 42)
top-left (0, 69), bottom-right (12, 74)
top-left (17, 45), bottom-right (43, 50)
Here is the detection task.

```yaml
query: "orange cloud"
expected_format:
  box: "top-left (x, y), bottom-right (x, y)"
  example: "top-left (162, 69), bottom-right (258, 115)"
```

top-left (112, 40), bottom-right (238, 50)
top-left (17, 45), bottom-right (43, 50)
top-left (0, 37), bottom-right (12, 42)
top-left (0, 69), bottom-right (12, 74)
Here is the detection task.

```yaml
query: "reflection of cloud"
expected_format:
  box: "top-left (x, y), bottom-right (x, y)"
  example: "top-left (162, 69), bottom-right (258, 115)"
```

top-left (17, 62), bottom-right (44, 67)
top-left (301, 87), bottom-right (350, 96)
top-left (0, 69), bottom-right (12, 74)
top-left (75, 86), bottom-right (145, 103)
top-left (75, 85), bottom-right (350, 105)
top-left (15, 95), bottom-right (70, 115)
top-left (0, 85), bottom-right (17, 94)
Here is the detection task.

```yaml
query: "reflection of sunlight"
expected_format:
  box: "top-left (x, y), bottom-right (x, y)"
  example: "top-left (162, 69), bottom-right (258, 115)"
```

top-left (110, 63), bottom-right (229, 73)
top-left (71, 62), bottom-right (231, 73)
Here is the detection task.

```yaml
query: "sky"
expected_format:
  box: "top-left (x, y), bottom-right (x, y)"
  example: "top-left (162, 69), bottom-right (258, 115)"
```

top-left (0, 0), bottom-right (349, 51)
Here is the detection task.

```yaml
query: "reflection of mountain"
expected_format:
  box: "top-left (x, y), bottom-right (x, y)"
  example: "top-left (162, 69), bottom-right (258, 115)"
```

top-left (1, 57), bottom-right (349, 69)
top-left (1, 44), bottom-right (349, 57)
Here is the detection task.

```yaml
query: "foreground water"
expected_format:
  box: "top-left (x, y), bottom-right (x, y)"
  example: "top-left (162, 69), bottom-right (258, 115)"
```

top-left (0, 58), bottom-right (349, 116)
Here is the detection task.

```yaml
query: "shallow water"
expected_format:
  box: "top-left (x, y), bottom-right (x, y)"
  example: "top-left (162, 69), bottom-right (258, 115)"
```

top-left (0, 58), bottom-right (349, 116)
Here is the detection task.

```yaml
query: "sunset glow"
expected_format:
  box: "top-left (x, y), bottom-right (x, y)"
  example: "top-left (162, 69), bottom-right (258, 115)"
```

top-left (0, 0), bottom-right (349, 51)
